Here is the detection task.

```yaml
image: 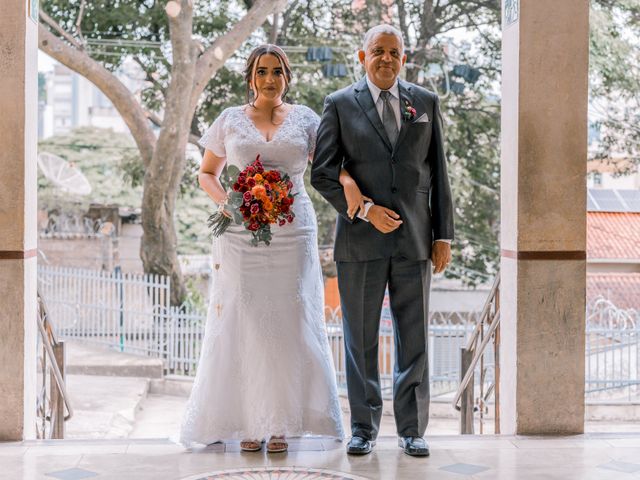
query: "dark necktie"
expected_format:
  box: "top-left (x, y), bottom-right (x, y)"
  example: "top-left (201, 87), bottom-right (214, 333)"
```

top-left (379, 90), bottom-right (398, 146)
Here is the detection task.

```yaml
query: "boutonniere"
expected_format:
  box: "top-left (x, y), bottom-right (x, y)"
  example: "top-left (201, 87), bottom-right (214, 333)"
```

top-left (402, 100), bottom-right (417, 122)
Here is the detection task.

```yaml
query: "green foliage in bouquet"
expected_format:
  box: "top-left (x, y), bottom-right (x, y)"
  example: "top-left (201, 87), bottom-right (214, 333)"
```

top-left (206, 164), bottom-right (244, 236)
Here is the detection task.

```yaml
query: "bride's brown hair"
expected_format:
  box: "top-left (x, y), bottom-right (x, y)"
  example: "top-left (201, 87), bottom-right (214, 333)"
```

top-left (244, 44), bottom-right (293, 107)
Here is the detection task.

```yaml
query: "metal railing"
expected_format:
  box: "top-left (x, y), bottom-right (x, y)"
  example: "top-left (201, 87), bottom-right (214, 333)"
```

top-left (450, 279), bottom-right (640, 434)
top-left (326, 306), bottom-right (477, 397)
top-left (37, 265), bottom-right (478, 392)
top-left (36, 290), bottom-right (73, 439)
top-left (452, 275), bottom-right (500, 434)
top-left (586, 296), bottom-right (640, 399)
top-left (38, 265), bottom-right (171, 355)
top-left (37, 265), bottom-right (640, 408)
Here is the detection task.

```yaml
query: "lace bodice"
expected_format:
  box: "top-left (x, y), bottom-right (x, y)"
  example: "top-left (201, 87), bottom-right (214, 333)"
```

top-left (199, 104), bottom-right (320, 179)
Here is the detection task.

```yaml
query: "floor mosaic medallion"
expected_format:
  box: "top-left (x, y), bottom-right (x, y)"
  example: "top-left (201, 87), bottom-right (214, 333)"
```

top-left (180, 467), bottom-right (369, 480)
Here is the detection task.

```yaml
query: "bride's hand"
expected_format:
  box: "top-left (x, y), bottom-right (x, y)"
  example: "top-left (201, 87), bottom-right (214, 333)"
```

top-left (217, 191), bottom-right (229, 204)
top-left (342, 176), bottom-right (370, 220)
top-left (216, 194), bottom-right (231, 217)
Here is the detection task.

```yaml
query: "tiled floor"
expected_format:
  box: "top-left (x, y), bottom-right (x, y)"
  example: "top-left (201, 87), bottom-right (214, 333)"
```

top-left (3, 434), bottom-right (640, 479)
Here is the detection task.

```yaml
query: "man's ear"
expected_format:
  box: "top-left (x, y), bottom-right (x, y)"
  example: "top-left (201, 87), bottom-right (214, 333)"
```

top-left (401, 53), bottom-right (407, 66)
top-left (358, 50), bottom-right (366, 65)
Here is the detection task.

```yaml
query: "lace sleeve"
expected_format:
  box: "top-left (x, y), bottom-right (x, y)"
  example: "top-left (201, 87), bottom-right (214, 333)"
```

top-left (304, 106), bottom-right (321, 159)
top-left (198, 108), bottom-right (230, 157)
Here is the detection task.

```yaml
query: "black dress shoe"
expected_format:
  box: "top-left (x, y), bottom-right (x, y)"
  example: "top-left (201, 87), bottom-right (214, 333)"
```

top-left (346, 435), bottom-right (375, 455)
top-left (398, 436), bottom-right (430, 457)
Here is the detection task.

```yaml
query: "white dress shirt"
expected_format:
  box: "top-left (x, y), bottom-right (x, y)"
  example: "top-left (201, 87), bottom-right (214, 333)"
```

top-left (355, 76), bottom-right (451, 245)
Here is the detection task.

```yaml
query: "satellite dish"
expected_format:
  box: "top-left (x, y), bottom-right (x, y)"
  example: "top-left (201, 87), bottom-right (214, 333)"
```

top-left (37, 152), bottom-right (92, 196)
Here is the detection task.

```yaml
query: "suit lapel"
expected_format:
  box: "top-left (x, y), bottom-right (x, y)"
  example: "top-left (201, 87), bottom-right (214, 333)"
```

top-left (393, 80), bottom-right (413, 155)
top-left (354, 77), bottom-right (393, 152)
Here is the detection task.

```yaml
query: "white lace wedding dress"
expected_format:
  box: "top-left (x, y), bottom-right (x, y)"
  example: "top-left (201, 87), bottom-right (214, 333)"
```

top-left (179, 104), bottom-right (344, 445)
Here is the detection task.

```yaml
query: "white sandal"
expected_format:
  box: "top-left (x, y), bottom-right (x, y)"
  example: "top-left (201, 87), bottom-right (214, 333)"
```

top-left (240, 439), bottom-right (263, 452)
top-left (267, 436), bottom-right (288, 453)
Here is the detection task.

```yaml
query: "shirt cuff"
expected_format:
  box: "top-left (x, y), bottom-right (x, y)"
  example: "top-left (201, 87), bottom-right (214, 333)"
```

top-left (434, 239), bottom-right (452, 244)
top-left (356, 201), bottom-right (374, 222)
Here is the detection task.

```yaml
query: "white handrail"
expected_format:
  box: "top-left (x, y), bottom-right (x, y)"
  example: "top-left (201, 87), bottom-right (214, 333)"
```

top-left (452, 311), bottom-right (500, 410)
top-left (451, 275), bottom-right (501, 411)
top-left (37, 292), bottom-right (73, 425)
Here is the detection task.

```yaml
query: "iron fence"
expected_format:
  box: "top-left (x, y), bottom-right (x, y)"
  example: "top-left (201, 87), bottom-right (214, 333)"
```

top-left (38, 265), bottom-right (640, 399)
top-left (586, 296), bottom-right (640, 399)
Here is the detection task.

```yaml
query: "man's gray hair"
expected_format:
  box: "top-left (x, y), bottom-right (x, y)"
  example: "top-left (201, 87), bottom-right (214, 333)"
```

top-left (362, 24), bottom-right (405, 53)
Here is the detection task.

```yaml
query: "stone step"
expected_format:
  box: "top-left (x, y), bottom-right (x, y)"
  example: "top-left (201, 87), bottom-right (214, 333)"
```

top-left (128, 391), bottom-right (470, 439)
top-left (64, 374), bottom-right (150, 439)
top-left (148, 376), bottom-right (478, 420)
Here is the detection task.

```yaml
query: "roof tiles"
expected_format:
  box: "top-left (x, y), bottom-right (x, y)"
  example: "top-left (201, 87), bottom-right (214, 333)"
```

top-left (587, 212), bottom-right (640, 259)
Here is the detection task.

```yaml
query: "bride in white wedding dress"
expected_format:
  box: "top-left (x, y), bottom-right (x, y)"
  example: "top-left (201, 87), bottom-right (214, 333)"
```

top-left (179, 45), bottom-right (344, 452)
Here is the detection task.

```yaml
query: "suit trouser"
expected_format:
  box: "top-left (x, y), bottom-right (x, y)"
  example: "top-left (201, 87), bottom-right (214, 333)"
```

top-left (336, 256), bottom-right (432, 440)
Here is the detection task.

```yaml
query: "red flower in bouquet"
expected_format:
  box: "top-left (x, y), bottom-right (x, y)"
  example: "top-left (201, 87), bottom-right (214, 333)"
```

top-left (207, 155), bottom-right (297, 246)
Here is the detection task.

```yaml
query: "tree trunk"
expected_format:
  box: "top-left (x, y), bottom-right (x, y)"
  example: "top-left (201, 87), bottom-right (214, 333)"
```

top-left (141, 168), bottom-right (187, 306)
top-left (141, 0), bottom-right (196, 306)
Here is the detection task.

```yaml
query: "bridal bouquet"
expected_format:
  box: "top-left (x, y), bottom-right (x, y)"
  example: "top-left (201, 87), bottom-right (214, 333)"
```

top-left (207, 155), bottom-right (296, 246)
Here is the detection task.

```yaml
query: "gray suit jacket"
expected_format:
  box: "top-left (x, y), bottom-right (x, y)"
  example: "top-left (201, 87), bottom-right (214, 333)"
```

top-left (311, 77), bottom-right (454, 262)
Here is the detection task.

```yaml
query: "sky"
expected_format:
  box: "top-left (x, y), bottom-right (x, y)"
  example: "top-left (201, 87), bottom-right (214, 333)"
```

top-left (39, 50), bottom-right (56, 72)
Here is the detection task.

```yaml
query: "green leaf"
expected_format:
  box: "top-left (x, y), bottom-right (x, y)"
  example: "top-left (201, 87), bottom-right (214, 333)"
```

top-left (227, 165), bottom-right (241, 179)
top-left (232, 209), bottom-right (244, 224)
top-left (229, 191), bottom-right (244, 207)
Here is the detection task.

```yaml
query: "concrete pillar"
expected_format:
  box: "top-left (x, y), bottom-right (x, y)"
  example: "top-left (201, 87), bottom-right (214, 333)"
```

top-left (0, 1), bottom-right (39, 440)
top-left (500, 0), bottom-right (589, 434)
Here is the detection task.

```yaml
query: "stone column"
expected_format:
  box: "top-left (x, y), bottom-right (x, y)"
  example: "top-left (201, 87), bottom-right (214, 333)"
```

top-left (500, 0), bottom-right (589, 434)
top-left (0, 0), bottom-right (39, 440)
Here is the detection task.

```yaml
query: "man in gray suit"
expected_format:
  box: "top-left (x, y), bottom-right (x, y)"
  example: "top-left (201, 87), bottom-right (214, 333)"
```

top-left (311, 24), bottom-right (454, 457)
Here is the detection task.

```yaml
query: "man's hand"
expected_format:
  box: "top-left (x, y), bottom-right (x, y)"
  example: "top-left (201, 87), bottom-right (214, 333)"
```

top-left (366, 205), bottom-right (403, 233)
top-left (431, 241), bottom-right (452, 274)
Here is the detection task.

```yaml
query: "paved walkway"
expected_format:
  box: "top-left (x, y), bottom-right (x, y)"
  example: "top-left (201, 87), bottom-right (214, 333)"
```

top-left (4, 434), bottom-right (640, 479)
top-left (59, 340), bottom-right (640, 440)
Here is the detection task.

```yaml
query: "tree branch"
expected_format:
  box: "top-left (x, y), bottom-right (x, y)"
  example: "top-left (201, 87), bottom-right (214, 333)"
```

top-left (189, 0), bottom-right (288, 115)
top-left (74, 0), bottom-right (87, 46)
top-left (420, 0), bottom-right (436, 42)
top-left (151, 0), bottom-right (199, 194)
top-left (38, 23), bottom-right (156, 167)
top-left (133, 55), bottom-right (166, 96)
top-left (189, 133), bottom-right (201, 146)
top-left (144, 109), bottom-right (200, 147)
top-left (40, 10), bottom-right (83, 50)
top-left (397, 0), bottom-right (410, 49)
top-left (276, 0), bottom-right (299, 44)
top-left (144, 110), bottom-right (163, 127)
top-left (269, 12), bottom-right (279, 43)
